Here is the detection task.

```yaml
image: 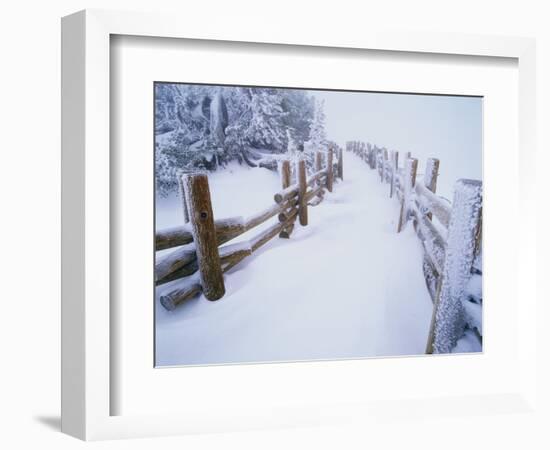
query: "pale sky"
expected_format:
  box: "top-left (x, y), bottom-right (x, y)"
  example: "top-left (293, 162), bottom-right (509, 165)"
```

top-left (311, 90), bottom-right (482, 200)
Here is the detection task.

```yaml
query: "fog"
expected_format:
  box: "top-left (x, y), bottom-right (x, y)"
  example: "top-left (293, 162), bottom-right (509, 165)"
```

top-left (312, 90), bottom-right (482, 200)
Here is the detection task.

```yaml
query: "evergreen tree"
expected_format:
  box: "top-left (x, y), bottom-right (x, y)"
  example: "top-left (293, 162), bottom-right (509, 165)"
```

top-left (304, 98), bottom-right (328, 169)
top-left (155, 84), bottom-right (318, 195)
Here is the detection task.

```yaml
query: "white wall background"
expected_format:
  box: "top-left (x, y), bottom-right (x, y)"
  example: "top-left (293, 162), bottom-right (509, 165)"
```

top-left (0, 1), bottom-right (548, 449)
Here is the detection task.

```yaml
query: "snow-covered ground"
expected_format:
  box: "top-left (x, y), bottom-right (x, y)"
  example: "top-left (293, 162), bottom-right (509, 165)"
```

top-left (155, 152), bottom-right (433, 366)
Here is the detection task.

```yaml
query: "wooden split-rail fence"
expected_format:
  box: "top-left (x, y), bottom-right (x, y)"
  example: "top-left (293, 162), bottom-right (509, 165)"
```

top-left (347, 141), bottom-right (483, 354)
top-left (156, 147), bottom-right (344, 311)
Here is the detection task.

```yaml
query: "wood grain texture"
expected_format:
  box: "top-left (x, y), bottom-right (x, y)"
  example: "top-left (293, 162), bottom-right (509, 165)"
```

top-left (184, 174), bottom-right (225, 301)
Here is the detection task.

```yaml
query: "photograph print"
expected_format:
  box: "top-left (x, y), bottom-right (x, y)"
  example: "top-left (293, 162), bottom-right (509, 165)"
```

top-left (154, 82), bottom-right (483, 367)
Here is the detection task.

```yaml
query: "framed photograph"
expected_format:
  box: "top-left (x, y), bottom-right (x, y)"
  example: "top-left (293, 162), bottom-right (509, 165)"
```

top-left (153, 81), bottom-right (483, 366)
top-left (62, 9), bottom-right (537, 440)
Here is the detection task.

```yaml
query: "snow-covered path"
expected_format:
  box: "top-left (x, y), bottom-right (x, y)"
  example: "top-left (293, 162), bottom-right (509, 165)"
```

top-left (156, 152), bottom-right (433, 366)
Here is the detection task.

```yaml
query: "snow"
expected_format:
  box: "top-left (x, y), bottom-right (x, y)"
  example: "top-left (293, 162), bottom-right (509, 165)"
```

top-left (155, 153), bottom-right (434, 366)
top-left (451, 329), bottom-right (481, 354)
top-left (156, 162), bottom-right (282, 228)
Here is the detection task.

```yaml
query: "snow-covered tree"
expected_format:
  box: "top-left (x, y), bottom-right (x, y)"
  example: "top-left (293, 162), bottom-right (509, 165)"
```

top-left (155, 84), bottom-right (316, 195)
top-left (303, 98), bottom-right (328, 168)
top-left (281, 90), bottom-right (315, 147)
top-left (286, 129), bottom-right (299, 160)
top-left (306, 98), bottom-right (327, 151)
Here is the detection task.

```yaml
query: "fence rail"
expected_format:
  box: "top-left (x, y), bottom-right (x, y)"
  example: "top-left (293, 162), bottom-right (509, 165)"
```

top-left (156, 147), bottom-right (344, 311)
top-left (347, 140), bottom-right (483, 354)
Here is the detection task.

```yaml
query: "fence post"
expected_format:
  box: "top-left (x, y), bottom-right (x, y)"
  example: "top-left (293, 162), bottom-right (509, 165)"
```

top-left (313, 151), bottom-right (323, 202)
top-left (178, 175), bottom-right (190, 223)
top-left (390, 151), bottom-right (399, 198)
top-left (279, 159), bottom-right (294, 238)
top-left (315, 151), bottom-right (322, 172)
top-left (183, 174), bottom-right (225, 300)
top-left (297, 159), bottom-right (308, 226)
top-left (426, 179), bottom-right (482, 354)
top-left (281, 159), bottom-right (291, 190)
top-left (423, 158), bottom-right (440, 220)
top-left (397, 157), bottom-right (418, 232)
top-left (338, 147), bottom-right (344, 180)
top-left (379, 150), bottom-right (384, 183)
top-left (383, 148), bottom-right (389, 183)
top-left (326, 147), bottom-right (334, 192)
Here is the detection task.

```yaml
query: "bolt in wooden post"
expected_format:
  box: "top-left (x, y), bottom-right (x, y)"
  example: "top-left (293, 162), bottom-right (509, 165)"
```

top-left (297, 159), bottom-right (308, 226)
top-left (390, 151), bottom-right (399, 198)
top-left (426, 179), bottom-right (482, 354)
top-left (397, 157), bottom-right (418, 233)
top-left (337, 147), bottom-right (344, 180)
top-left (326, 147), bottom-right (334, 192)
top-left (423, 158), bottom-right (440, 220)
top-left (178, 175), bottom-right (190, 223)
top-left (183, 174), bottom-right (225, 300)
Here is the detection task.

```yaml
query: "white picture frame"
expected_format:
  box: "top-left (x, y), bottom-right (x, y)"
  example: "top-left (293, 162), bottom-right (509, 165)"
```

top-left (61, 9), bottom-right (537, 441)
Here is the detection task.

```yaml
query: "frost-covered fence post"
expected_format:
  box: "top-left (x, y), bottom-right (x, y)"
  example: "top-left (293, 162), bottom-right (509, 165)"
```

top-left (390, 151), bottom-right (399, 199)
top-left (423, 158), bottom-right (440, 220)
top-left (315, 150), bottom-right (322, 172)
top-left (297, 159), bottom-right (308, 226)
top-left (314, 151), bottom-right (324, 202)
top-left (338, 147), bottom-right (344, 180)
top-left (382, 148), bottom-right (389, 182)
top-left (426, 179), bottom-right (482, 354)
top-left (378, 149), bottom-right (384, 182)
top-left (281, 159), bottom-right (291, 190)
top-left (178, 175), bottom-right (190, 223)
top-left (397, 157), bottom-right (418, 233)
top-left (279, 159), bottom-right (295, 239)
top-left (183, 174), bottom-right (225, 300)
top-left (326, 147), bottom-right (334, 192)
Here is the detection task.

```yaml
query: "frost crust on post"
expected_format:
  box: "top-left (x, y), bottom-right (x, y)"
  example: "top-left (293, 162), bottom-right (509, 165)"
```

top-left (433, 179), bottom-right (482, 353)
